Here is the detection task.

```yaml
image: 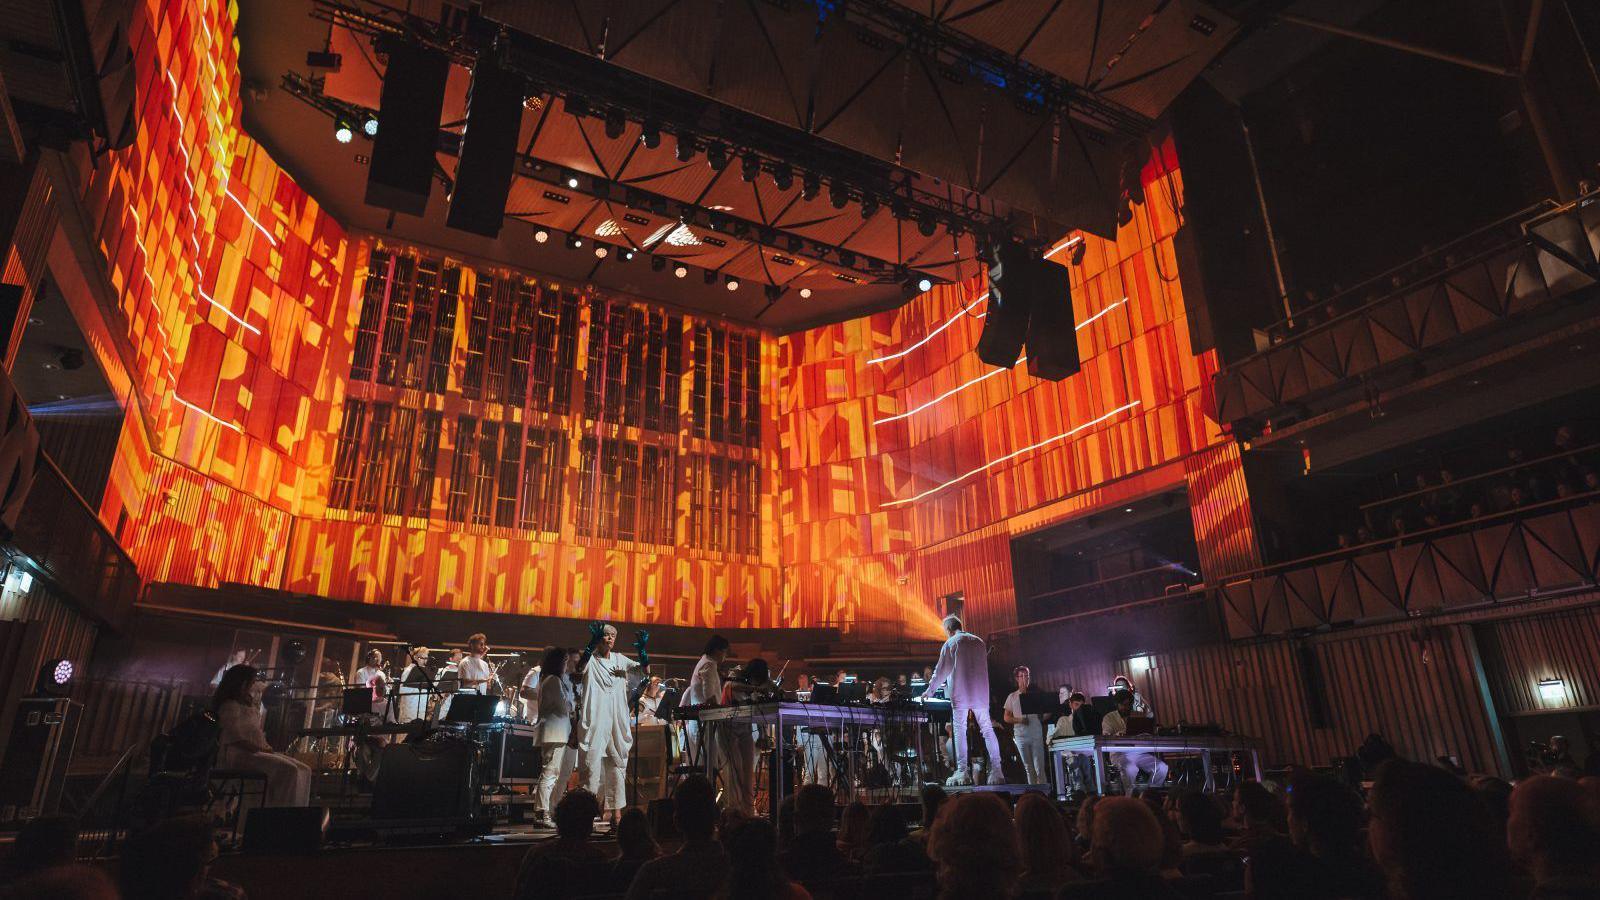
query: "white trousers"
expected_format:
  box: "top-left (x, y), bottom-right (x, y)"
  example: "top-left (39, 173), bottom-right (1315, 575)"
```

top-left (1111, 751), bottom-right (1169, 792)
top-left (536, 744), bottom-right (578, 816)
top-left (580, 743), bottom-right (628, 813)
top-left (953, 706), bottom-right (1003, 781)
top-left (223, 749), bottom-right (312, 807)
top-left (1013, 728), bottom-right (1048, 786)
top-left (799, 732), bottom-right (832, 786)
top-left (720, 727), bottom-right (757, 815)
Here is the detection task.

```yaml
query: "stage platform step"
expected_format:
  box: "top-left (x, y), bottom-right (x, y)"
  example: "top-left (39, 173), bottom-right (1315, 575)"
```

top-left (940, 782), bottom-right (1053, 796)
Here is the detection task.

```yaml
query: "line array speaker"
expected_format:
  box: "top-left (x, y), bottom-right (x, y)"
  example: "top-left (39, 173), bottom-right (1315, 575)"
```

top-left (976, 243), bottom-right (1079, 380)
top-left (365, 37), bottom-right (451, 217)
top-left (446, 53), bottom-right (525, 237)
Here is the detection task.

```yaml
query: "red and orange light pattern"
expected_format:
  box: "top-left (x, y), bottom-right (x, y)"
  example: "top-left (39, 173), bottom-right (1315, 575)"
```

top-left (77, 0), bottom-right (1245, 636)
top-left (779, 141), bottom-right (1232, 636)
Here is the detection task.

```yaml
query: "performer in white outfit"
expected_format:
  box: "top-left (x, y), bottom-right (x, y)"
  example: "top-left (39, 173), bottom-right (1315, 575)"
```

top-left (1102, 691), bottom-right (1167, 794)
top-left (795, 674), bottom-right (832, 787)
top-left (352, 649), bottom-right (389, 721)
top-left (395, 646), bottom-right (433, 723)
top-left (457, 634), bottom-right (494, 694)
top-left (718, 658), bottom-right (772, 815)
top-left (532, 646), bottom-right (578, 828)
top-left (922, 615), bottom-right (1005, 786)
top-left (432, 649), bottom-right (464, 723)
top-left (210, 649), bottom-right (257, 688)
top-left (637, 677), bottom-right (666, 726)
top-left (213, 665), bottom-right (312, 807)
top-left (683, 635), bottom-right (728, 768)
top-left (575, 622), bottom-right (650, 823)
top-left (1003, 665), bottom-right (1049, 786)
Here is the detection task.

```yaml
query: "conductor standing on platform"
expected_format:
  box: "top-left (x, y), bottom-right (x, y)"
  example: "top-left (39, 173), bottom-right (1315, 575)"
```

top-left (923, 615), bottom-right (1006, 786)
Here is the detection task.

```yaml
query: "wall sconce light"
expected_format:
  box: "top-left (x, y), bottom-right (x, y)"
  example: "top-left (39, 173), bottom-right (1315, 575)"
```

top-left (1129, 655), bottom-right (1152, 675)
top-left (1538, 678), bottom-right (1565, 703)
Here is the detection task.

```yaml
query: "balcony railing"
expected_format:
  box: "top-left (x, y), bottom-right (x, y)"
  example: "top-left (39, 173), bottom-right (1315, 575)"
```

top-left (8, 455), bottom-right (141, 629)
top-left (1214, 195), bottom-right (1599, 430)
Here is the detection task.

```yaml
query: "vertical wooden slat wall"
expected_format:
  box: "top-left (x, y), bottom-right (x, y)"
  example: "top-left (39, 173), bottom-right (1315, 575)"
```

top-left (1477, 604), bottom-right (1600, 714)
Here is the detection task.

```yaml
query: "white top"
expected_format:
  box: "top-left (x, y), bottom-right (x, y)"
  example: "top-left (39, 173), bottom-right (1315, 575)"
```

top-left (210, 664), bottom-right (233, 688)
top-left (685, 654), bottom-right (722, 707)
top-left (578, 651), bottom-right (643, 759)
top-left (458, 655), bottom-right (492, 694)
top-left (1101, 709), bottom-right (1128, 737)
top-left (354, 665), bottom-right (387, 693)
top-left (535, 675), bottom-right (576, 745)
top-left (638, 693), bottom-right (663, 726)
top-left (924, 631), bottom-right (991, 708)
top-left (217, 699), bottom-right (270, 760)
top-left (521, 666), bottom-right (542, 692)
top-left (1004, 690), bottom-right (1044, 739)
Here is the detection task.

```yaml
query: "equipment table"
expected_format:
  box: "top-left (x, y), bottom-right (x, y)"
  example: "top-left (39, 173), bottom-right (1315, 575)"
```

top-left (1048, 734), bottom-right (1264, 798)
top-left (695, 701), bottom-right (931, 819)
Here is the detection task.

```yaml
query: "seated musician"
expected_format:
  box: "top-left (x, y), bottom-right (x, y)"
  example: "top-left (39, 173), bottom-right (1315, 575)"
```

top-left (1050, 691), bottom-right (1095, 793)
top-left (1112, 675), bottom-right (1153, 717)
top-left (1102, 691), bottom-right (1168, 794)
top-left (396, 645), bottom-right (433, 723)
top-left (637, 676), bottom-right (666, 725)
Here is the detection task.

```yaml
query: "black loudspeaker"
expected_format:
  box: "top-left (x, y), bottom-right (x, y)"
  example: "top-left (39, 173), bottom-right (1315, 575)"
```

top-left (372, 737), bottom-right (477, 822)
top-left (1023, 260), bottom-right (1079, 380)
top-left (365, 37), bottom-right (451, 216)
top-left (242, 806), bottom-right (329, 854)
top-left (976, 243), bottom-right (1031, 367)
top-left (1295, 643), bottom-right (1331, 730)
top-left (446, 53), bottom-right (524, 237)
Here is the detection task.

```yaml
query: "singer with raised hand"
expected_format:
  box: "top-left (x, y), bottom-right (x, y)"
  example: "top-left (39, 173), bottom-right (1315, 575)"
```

top-left (575, 621), bottom-right (650, 825)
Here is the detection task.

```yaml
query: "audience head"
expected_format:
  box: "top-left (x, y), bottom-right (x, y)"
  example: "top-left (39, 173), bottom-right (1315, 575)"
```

top-left (1368, 760), bottom-right (1513, 900)
top-left (928, 793), bottom-right (1021, 897)
top-left (674, 775), bottom-right (719, 841)
top-left (615, 806), bottom-right (658, 860)
top-left (118, 816), bottom-right (218, 900)
top-left (554, 789), bottom-right (601, 841)
top-left (1468, 775), bottom-right (1513, 837)
top-left (721, 817), bottom-right (787, 900)
top-left (1507, 774), bottom-right (1600, 884)
top-left (1015, 791), bottom-right (1077, 877)
top-left (1286, 774), bottom-right (1366, 857)
top-left (866, 804), bottom-right (908, 848)
top-left (794, 784), bottom-right (835, 836)
top-left (942, 615), bottom-right (962, 636)
top-left (1233, 780), bottom-right (1283, 831)
top-left (1088, 796), bottom-right (1164, 877)
top-left (1176, 791), bottom-right (1226, 845)
top-left (919, 784), bottom-right (947, 829)
top-left (210, 664), bottom-right (258, 710)
top-left (838, 801), bottom-right (871, 854)
top-left (11, 815), bottom-right (78, 878)
top-left (704, 634), bottom-right (731, 661)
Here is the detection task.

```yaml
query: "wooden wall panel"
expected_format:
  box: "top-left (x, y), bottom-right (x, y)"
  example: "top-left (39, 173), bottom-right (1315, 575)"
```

top-left (1478, 604), bottom-right (1600, 714)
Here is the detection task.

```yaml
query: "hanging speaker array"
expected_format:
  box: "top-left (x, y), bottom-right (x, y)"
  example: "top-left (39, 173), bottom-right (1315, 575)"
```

top-left (975, 242), bottom-right (1079, 381)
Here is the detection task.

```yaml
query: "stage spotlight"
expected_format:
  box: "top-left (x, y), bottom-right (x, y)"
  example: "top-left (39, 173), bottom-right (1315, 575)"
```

top-left (565, 173), bottom-right (580, 189)
top-left (829, 180), bottom-right (849, 209)
top-left (947, 221), bottom-right (965, 238)
top-left (799, 287), bottom-right (812, 299)
top-left (801, 172), bottom-right (820, 201)
top-left (917, 213), bottom-right (937, 236)
top-left (703, 270), bottom-right (718, 285)
top-left (334, 119), bottom-right (354, 144)
top-left (622, 248), bottom-right (635, 260)
top-left (706, 142), bottom-right (729, 171)
top-left (890, 199), bottom-right (909, 220)
top-left (741, 153), bottom-right (761, 183)
top-left (674, 265), bottom-right (688, 278)
top-left (604, 108), bottom-right (626, 139)
top-left (917, 276), bottom-right (933, 292)
top-left (534, 228), bottom-right (549, 244)
top-left (651, 256), bottom-right (666, 272)
top-left (361, 114), bottom-right (379, 137)
top-left (772, 163), bottom-right (793, 191)
top-left (839, 250), bottom-right (856, 268)
top-left (860, 195), bottom-right (879, 219)
top-left (726, 276), bottom-right (740, 291)
top-left (566, 234), bottom-right (583, 249)
top-left (676, 133), bottom-right (698, 163)
top-left (595, 245), bottom-right (609, 259)
top-left (37, 658), bottom-right (73, 695)
top-left (566, 95), bottom-right (592, 118)
top-left (640, 122), bottom-right (661, 149)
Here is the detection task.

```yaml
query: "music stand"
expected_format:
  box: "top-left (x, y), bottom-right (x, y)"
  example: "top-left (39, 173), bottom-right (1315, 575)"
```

top-left (1020, 693), bottom-right (1062, 718)
top-left (837, 680), bottom-right (867, 704)
top-left (810, 683), bottom-right (838, 704)
top-left (444, 693), bottom-right (498, 725)
top-left (656, 687), bottom-right (682, 723)
top-left (341, 687), bottom-right (373, 718)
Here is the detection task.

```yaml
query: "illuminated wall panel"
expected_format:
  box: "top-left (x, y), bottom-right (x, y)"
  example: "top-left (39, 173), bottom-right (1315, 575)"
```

top-left (778, 141), bottom-right (1231, 636)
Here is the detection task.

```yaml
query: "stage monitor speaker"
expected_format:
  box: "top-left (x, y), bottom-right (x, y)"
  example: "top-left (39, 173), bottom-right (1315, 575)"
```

top-left (365, 37), bottom-right (450, 217)
top-left (446, 54), bottom-right (524, 237)
top-left (1023, 260), bottom-right (1079, 380)
top-left (976, 243), bottom-right (1031, 367)
top-left (372, 737), bottom-right (477, 822)
top-left (243, 806), bottom-right (328, 854)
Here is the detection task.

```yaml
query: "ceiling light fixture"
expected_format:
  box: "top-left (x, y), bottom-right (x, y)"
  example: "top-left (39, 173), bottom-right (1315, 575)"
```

top-left (706, 142), bottom-right (728, 172)
top-left (674, 265), bottom-right (688, 278)
top-left (594, 245), bottom-right (609, 259)
top-left (740, 153), bottom-right (761, 183)
top-left (801, 172), bottom-right (820, 201)
top-left (639, 122), bottom-right (661, 149)
top-left (726, 276), bottom-right (740, 291)
top-left (675, 133), bottom-right (697, 162)
top-left (604, 108), bottom-right (626, 139)
top-left (534, 228), bottom-right (549, 244)
top-left (829, 180), bottom-right (849, 210)
top-left (333, 120), bottom-right (354, 144)
top-left (361, 114), bottom-right (378, 136)
top-left (799, 287), bottom-right (812, 299)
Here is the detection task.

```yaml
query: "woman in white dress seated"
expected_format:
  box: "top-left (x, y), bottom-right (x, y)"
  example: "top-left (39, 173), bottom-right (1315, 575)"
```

top-left (212, 665), bottom-right (313, 807)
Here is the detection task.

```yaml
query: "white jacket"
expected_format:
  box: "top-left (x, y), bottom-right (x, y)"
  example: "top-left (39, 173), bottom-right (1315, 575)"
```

top-left (685, 654), bottom-right (722, 707)
top-left (924, 630), bottom-right (991, 709)
top-left (534, 675), bottom-right (575, 745)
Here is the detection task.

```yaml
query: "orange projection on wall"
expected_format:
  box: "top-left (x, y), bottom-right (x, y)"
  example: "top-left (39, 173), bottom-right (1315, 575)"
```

top-left (75, 0), bottom-right (1236, 638)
